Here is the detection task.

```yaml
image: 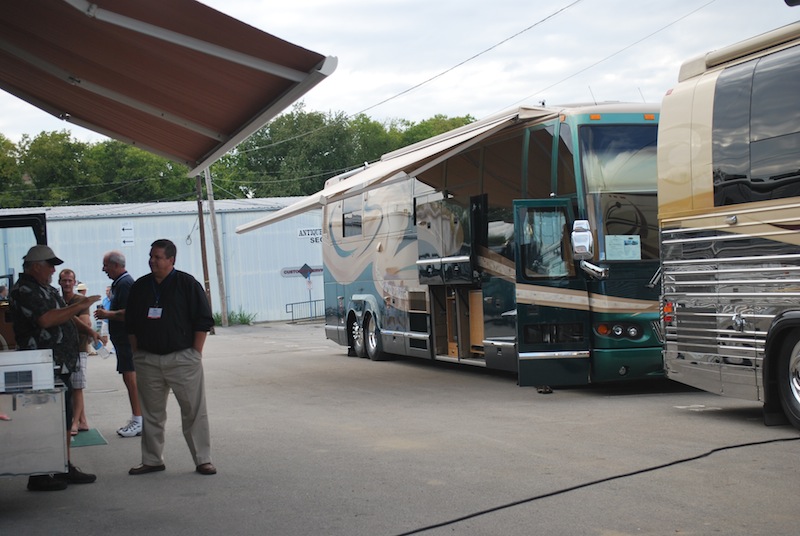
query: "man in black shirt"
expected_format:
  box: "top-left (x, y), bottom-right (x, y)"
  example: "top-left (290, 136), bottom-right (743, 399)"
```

top-left (125, 239), bottom-right (216, 476)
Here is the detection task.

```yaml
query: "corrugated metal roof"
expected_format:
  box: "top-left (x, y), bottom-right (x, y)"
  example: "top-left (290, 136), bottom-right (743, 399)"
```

top-left (0, 197), bottom-right (322, 322)
top-left (0, 197), bottom-right (305, 220)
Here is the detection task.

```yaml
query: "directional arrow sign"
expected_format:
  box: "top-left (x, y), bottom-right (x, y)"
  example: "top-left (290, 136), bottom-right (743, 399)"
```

top-left (121, 221), bottom-right (134, 247)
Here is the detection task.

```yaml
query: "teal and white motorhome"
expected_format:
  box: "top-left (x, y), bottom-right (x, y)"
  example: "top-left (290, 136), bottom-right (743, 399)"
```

top-left (317, 103), bottom-right (663, 387)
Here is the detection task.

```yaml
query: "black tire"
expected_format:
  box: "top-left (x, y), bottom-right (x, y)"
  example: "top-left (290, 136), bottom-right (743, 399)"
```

top-left (350, 316), bottom-right (366, 358)
top-left (777, 330), bottom-right (800, 430)
top-left (364, 313), bottom-right (388, 361)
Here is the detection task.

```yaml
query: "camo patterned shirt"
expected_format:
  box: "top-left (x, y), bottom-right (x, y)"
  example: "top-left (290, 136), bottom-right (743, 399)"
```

top-left (10, 273), bottom-right (80, 373)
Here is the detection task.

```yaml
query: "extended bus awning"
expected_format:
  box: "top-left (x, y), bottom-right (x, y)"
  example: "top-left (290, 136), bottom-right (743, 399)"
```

top-left (0, 0), bottom-right (336, 176)
top-left (235, 105), bottom-right (556, 234)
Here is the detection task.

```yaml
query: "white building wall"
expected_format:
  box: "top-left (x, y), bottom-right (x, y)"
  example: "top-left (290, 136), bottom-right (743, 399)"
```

top-left (0, 200), bottom-right (321, 323)
top-left (217, 210), bottom-right (324, 322)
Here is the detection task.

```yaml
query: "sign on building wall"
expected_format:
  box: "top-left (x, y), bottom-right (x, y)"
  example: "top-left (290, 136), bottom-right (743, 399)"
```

top-left (121, 221), bottom-right (134, 247)
top-left (281, 265), bottom-right (323, 278)
top-left (297, 228), bottom-right (322, 244)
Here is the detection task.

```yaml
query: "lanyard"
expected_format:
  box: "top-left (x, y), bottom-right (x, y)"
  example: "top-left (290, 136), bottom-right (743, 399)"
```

top-left (151, 269), bottom-right (175, 306)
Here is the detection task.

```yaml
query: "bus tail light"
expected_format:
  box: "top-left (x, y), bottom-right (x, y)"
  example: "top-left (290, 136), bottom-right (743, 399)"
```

top-left (662, 301), bottom-right (675, 324)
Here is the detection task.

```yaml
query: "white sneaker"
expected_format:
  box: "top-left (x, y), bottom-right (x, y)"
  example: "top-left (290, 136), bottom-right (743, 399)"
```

top-left (117, 420), bottom-right (142, 437)
top-left (116, 419), bottom-right (132, 434)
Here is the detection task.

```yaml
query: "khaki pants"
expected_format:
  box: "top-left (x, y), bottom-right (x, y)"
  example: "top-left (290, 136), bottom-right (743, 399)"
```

top-left (133, 347), bottom-right (212, 467)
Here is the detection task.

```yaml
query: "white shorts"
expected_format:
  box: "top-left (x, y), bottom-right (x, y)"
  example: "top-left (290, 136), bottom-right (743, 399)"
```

top-left (71, 352), bottom-right (88, 389)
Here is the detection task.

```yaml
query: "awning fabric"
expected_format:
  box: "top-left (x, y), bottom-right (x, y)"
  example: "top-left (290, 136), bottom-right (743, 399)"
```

top-left (0, 0), bottom-right (336, 176)
top-left (235, 105), bottom-right (556, 234)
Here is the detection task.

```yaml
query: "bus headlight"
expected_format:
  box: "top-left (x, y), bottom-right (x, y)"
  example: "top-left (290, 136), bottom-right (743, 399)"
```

top-left (595, 322), bottom-right (644, 340)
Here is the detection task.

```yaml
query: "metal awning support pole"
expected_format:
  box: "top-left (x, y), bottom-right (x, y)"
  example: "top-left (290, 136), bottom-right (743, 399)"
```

top-left (195, 176), bottom-right (215, 335)
top-left (204, 168), bottom-right (228, 327)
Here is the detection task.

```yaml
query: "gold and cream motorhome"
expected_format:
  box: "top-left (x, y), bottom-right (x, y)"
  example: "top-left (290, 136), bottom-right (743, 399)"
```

top-left (658, 21), bottom-right (800, 428)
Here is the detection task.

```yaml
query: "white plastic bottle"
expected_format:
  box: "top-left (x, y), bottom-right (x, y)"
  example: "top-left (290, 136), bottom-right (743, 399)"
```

top-left (93, 340), bottom-right (110, 359)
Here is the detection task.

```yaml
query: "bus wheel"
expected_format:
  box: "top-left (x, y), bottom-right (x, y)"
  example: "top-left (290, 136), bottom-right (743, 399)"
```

top-left (350, 317), bottom-right (366, 358)
top-left (778, 330), bottom-right (800, 429)
top-left (365, 313), bottom-right (388, 361)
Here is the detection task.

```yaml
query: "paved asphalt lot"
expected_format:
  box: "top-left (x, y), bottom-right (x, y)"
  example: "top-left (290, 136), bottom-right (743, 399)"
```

top-left (1, 321), bottom-right (799, 535)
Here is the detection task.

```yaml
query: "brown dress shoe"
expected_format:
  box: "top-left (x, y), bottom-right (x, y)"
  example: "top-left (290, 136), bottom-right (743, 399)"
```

top-left (196, 463), bottom-right (217, 475)
top-left (128, 464), bottom-right (165, 475)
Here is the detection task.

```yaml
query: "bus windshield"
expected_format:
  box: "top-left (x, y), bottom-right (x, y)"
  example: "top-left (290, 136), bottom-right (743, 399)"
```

top-left (580, 124), bottom-right (658, 193)
top-left (579, 124), bottom-right (659, 261)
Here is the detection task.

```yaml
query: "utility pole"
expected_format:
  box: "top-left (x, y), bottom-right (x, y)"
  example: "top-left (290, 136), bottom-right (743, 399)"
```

top-left (194, 176), bottom-right (215, 334)
top-left (204, 168), bottom-right (229, 327)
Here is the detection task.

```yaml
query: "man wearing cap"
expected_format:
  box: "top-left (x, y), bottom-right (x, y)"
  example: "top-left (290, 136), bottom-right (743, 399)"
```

top-left (9, 245), bottom-right (102, 491)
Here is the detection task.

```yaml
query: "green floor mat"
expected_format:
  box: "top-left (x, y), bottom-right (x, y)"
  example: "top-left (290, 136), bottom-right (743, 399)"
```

top-left (70, 428), bottom-right (107, 447)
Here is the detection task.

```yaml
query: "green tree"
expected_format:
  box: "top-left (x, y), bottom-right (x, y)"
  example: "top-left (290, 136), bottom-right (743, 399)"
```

top-left (0, 133), bottom-right (28, 208)
top-left (17, 131), bottom-right (89, 206)
top-left (211, 107), bottom-right (474, 198)
top-left (217, 103), bottom-right (357, 197)
top-left (83, 140), bottom-right (193, 204)
top-left (3, 109), bottom-right (478, 204)
top-left (348, 114), bottom-right (408, 166)
top-left (400, 114), bottom-right (475, 146)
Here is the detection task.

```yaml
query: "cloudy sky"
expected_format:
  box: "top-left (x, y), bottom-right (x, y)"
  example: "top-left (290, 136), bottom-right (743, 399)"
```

top-left (1, 0), bottom-right (798, 143)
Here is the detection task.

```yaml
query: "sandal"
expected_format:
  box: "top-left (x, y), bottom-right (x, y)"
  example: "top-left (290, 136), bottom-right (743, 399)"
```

top-left (70, 428), bottom-right (79, 436)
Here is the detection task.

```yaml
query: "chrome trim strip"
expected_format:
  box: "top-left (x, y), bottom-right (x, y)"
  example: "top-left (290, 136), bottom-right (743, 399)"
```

top-left (651, 320), bottom-right (664, 344)
top-left (519, 351), bottom-right (590, 360)
top-left (663, 265), bottom-right (800, 275)
top-left (663, 253), bottom-right (800, 265)
top-left (381, 329), bottom-right (404, 338)
top-left (664, 278), bottom-right (800, 286)
top-left (665, 292), bottom-right (800, 299)
top-left (662, 229), bottom-right (799, 245)
top-left (440, 255), bottom-right (471, 264)
top-left (436, 355), bottom-right (486, 367)
top-left (381, 329), bottom-right (431, 341)
top-left (484, 339), bottom-right (516, 348)
top-left (660, 202), bottom-right (800, 225)
top-left (406, 332), bottom-right (431, 341)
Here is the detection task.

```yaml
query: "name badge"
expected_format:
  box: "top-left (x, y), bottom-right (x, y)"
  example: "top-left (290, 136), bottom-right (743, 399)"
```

top-left (148, 307), bottom-right (163, 319)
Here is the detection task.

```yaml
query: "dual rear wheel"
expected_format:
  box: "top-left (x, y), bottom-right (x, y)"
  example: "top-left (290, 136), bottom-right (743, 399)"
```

top-left (349, 314), bottom-right (386, 361)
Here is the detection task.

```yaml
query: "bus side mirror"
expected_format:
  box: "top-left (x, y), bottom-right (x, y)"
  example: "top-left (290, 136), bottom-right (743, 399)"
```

top-left (571, 220), bottom-right (593, 260)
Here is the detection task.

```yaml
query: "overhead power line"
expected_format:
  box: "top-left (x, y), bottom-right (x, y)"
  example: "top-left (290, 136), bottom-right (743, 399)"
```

top-left (238, 0), bottom-right (719, 186)
top-left (235, 1), bottom-right (585, 156)
top-left (507, 0), bottom-right (718, 107)
top-left (352, 0), bottom-right (585, 117)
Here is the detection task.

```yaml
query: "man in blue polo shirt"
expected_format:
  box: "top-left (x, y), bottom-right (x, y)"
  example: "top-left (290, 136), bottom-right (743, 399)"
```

top-left (96, 250), bottom-right (142, 438)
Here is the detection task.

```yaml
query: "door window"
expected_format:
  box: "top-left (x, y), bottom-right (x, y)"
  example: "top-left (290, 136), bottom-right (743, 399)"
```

top-left (518, 206), bottom-right (573, 279)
